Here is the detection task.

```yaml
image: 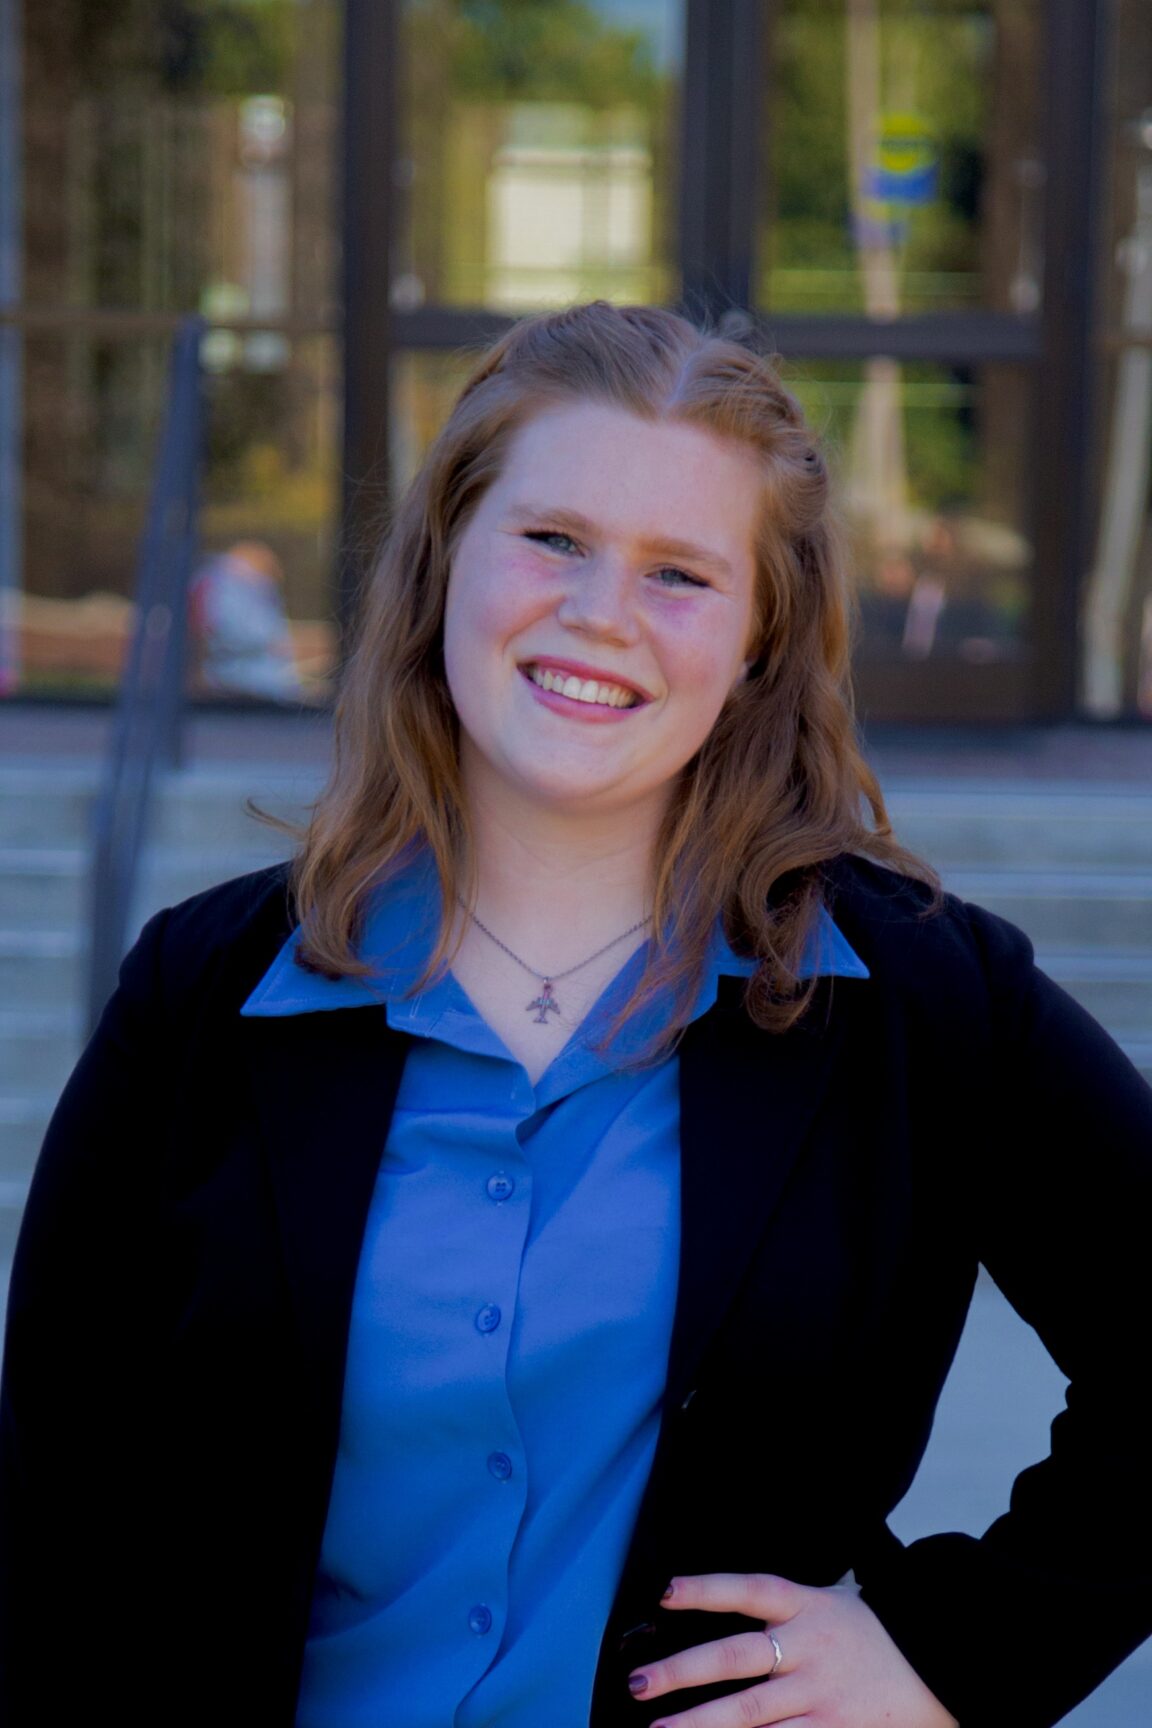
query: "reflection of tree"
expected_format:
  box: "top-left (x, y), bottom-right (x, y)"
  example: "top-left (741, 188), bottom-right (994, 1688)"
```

top-left (401, 0), bottom-right (671, 306)
top-left (843, 0), bottom-right (908, 555)
top-left (452, 0), bottom-right (657, 103)
top-left (766, 0), bottom-right (1039, 592)
top-left (19, 0), bottom-right (338, 636)
top-left (769, 0), bottom-right (991, 311)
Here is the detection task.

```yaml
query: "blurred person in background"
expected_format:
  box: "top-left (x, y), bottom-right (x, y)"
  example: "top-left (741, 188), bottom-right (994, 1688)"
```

top-left (2, 302), bottom-right (1150, 1728)
top-left (189, 538), bottom-right (308, 702)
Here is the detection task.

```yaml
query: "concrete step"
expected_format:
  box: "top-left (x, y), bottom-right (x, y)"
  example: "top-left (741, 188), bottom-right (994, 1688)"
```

top-left (0, 842), bottom-right (290, 931)
top-left (131, 843), bottom-right (294, 933)
top-left (886, 785), bottom-right (1152, 869)
top-left (942, 869), bottom-right (1152, 949)
top-left (0, 1094), bottom-right (61, 1174)
top-left (0, 928), bottom-right (83, 1009)
top-left (0, 764), bottom-right (322, 851)
top-left (0, 1012), bottom-right (83, 1096)
top-left (0, 766), bottom-right (99, 846)
top-left (149, 767), bottom-right (323, 849)
top-left (1034, 951), bottom-right (1152, 1031)
top-left (1122, 1040), bottom-right (1152, 1085)
top-left (6, 770), bottom-right (1149, 871)
top-left (0, 849), bottom-right (88, 927)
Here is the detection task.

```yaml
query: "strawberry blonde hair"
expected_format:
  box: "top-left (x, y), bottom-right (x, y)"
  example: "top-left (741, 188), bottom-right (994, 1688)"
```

top-left (260, 300), bottom-right (937, 1059)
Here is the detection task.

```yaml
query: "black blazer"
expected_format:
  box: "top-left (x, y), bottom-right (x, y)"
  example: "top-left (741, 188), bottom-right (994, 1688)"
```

top-left (2, 854), bottom-right (1151, 1728)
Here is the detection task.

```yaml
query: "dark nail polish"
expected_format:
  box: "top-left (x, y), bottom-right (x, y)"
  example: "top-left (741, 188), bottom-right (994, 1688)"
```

top-left (661, 1581), bottom-right (675, 1600)
top-left (628, 1674), bottom-right (648, 1695)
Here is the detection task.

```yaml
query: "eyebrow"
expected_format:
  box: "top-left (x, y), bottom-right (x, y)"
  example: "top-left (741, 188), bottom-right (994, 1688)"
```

top-left (505, 504), bottom-right (734, 578)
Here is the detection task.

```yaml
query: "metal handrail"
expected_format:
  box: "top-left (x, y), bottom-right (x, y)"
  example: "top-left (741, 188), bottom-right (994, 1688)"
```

top-left (86, 316), bottom-right (206, 1037)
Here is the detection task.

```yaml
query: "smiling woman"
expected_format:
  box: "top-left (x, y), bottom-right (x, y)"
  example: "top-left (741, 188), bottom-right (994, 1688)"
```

top-left (3, 304), bottom-right (1151, 1728)
top-left (286, 303), bottom-right (931, 1073)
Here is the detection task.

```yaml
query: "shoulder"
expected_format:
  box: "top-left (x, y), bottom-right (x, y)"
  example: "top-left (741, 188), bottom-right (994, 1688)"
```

top-left (816, 851), bottom-right (1037, 1030)
top-left (119, 859), bottom-right (299, 1026)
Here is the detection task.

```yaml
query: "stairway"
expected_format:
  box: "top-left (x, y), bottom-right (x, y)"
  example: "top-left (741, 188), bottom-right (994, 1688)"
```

top-left (0, 760), bottom-right (323, 1296)
top-left (886, 785), bottom-right (1152, 1082)
top-left (2, 766), bottom-right (1151, 1310)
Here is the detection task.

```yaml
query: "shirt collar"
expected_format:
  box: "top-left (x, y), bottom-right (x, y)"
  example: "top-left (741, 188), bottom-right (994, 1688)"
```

top-left (239, 846), bottom-right (869, 1027)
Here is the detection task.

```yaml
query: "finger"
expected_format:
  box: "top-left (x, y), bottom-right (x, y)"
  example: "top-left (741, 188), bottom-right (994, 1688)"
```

top-left (661, 1572), bottom-right (807, 1623)
top-left (646, 1677), bottom-right (811, 1728)
top-left (629, 1626), bottom-right (794, 1700)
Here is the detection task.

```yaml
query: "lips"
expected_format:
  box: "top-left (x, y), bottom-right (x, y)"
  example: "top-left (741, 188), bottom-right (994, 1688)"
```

top-left (521, 660), bottom-right (652, 715)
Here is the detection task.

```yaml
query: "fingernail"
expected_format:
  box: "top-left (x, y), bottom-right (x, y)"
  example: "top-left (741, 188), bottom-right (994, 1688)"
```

top-left (661, 1581), bottom-right (675, 1600)
top-left (628, 1674), bottom-right (648, 1695)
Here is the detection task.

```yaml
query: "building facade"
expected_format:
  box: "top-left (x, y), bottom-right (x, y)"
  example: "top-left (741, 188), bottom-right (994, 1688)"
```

top-left (1, 0), bottom-right (1150, 724)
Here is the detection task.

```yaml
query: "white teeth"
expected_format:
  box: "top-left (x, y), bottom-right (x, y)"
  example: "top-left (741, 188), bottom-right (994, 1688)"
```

top-left (527, 665), bottom-right (637, 708)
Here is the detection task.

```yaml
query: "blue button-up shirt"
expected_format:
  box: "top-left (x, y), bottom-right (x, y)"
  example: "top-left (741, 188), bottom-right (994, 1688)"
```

top-left (241, 852), bottom-right (868, 1728)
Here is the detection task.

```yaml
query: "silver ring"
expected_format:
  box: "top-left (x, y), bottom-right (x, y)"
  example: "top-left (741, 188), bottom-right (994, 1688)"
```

top-left (765, 1630), bottom-right (783, 1676)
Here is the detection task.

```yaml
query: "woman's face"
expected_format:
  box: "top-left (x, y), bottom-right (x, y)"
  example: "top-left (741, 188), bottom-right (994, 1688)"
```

top-left (442, 400), bottom-right (763, 825)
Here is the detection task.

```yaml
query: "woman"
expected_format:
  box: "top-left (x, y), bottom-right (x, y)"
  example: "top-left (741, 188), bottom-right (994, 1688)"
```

top-left (2, 301), bottom-right (1150, 1728)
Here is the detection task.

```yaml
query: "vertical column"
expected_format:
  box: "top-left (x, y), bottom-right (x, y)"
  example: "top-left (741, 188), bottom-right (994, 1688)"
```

top-left (340, 0), bottom-right (396, 650)
top-left (1031, 0), bottom-right (1109, 718)
top-left (678, 0), bottom-right (764, 322)
top-left (0, 0), bottom-right (22, 694)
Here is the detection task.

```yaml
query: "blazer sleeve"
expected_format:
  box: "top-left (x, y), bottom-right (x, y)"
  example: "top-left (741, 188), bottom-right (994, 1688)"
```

top-left (856, 897), bottom-right (1152, 1728)
top-left (0, 904), bottom-right (174, 1714)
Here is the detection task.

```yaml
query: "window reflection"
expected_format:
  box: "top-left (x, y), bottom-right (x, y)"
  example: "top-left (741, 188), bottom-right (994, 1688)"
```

top-left (760, 0), bottom-right (1042, 316)
top-left (1082, 0), bottom-right (1152, 720)
top-left (8, 0), bottom-right (341, 700)
top-left (789, 361), bottom-right (1031, 663)
top-left (396, 0), bottom-right (682, 310)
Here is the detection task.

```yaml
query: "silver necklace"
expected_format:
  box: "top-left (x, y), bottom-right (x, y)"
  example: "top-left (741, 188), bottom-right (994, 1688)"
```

top-left (457, 897), bottom-right (652, 1024)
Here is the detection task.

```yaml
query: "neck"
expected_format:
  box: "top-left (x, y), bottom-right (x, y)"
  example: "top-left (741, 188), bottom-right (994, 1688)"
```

top-left (457, 773), bottom-right (668, 957)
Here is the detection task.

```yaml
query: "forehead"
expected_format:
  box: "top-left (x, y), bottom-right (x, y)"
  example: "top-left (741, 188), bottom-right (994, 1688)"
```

top-left (487, 400), bottom-right (765, 554)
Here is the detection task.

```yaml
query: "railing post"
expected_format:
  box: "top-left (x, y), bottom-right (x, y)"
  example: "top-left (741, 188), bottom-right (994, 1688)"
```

top-left (86, 316), bottom-right (205, 1037)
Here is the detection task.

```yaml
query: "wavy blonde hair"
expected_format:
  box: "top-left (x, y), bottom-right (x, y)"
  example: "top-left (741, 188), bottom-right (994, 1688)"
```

top-left (260, 300), bottom-right (938, 1061)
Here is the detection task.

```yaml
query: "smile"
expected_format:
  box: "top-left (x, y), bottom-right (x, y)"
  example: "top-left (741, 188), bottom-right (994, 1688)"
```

top-left (521, 663), bottom-right (644, 710)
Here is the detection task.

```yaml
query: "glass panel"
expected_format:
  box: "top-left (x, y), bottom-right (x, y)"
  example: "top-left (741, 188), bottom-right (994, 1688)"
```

top-left (760, 0), bottom-right (1043, 315)
top-left (1082, 0), bottom-right (1152, 719)
top-left (788, 360), bottom-right (1033, 665)
top-left (196, 334), bottom-right (341, 703)
top-left (395, 0), bottom-right (682, 311)
top-left (10, 330), bottom-right (340, 702)
top-left (391, 350), bottom-right (480, 494)
top-left (3, 0), bottom-right (342, 700)
top-left (20, 0), bottom-right (340, 320)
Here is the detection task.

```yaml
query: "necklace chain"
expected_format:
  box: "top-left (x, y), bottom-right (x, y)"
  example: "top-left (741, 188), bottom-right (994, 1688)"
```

top-left (456, 896), bottom-right (652, 1024)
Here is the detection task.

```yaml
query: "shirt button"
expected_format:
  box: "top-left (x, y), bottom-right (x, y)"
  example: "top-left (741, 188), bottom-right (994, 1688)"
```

top-left (486, 1173), bottom-right (515, 1202)
top-left (475, 1303), bottom-right (502, 1333)
top-left (487, 1451), bottom-right (513, 1481)
top-left (468, 1604), bottom-right (493, 1635)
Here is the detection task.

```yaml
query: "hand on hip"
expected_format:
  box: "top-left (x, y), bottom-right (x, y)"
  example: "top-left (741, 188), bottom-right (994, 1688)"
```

top-left (626, 1571), bottom-right (959, 1728)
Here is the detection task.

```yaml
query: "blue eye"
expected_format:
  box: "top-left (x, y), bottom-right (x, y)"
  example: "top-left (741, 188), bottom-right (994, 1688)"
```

top-left (654, 566), bottom-right (707, 589)
top-left (525, 530), bottom-right (579, 553)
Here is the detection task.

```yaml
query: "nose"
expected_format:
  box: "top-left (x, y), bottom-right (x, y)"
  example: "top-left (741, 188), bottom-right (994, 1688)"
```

top-left (554, 555), bottom-right (640, 646)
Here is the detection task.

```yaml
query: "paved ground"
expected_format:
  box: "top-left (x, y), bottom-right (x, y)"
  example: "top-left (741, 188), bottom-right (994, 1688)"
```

top-left (890, 1277), bottom-right (1151, 1725)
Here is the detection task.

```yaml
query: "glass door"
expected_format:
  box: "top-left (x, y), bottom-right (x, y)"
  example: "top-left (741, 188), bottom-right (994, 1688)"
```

top-left (752, 0), bottom-right (1092, 722)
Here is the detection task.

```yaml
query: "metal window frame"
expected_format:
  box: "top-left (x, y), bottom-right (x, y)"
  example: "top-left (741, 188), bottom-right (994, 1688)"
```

top-left (341, 0), bottom-right (1109, 723)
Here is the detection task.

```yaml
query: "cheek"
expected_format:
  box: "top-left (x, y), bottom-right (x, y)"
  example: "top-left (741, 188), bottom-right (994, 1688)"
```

top-left (449, 554), bottom-right (550, 647)
top-left (660, 613), bottom-right (748, 705)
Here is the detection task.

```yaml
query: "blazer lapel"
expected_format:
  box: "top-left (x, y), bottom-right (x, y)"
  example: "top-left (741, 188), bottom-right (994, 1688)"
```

top-left (666, 978), bottom-right (853, 1413)
top-left (243, 1006), bottom-right (410, 1427)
